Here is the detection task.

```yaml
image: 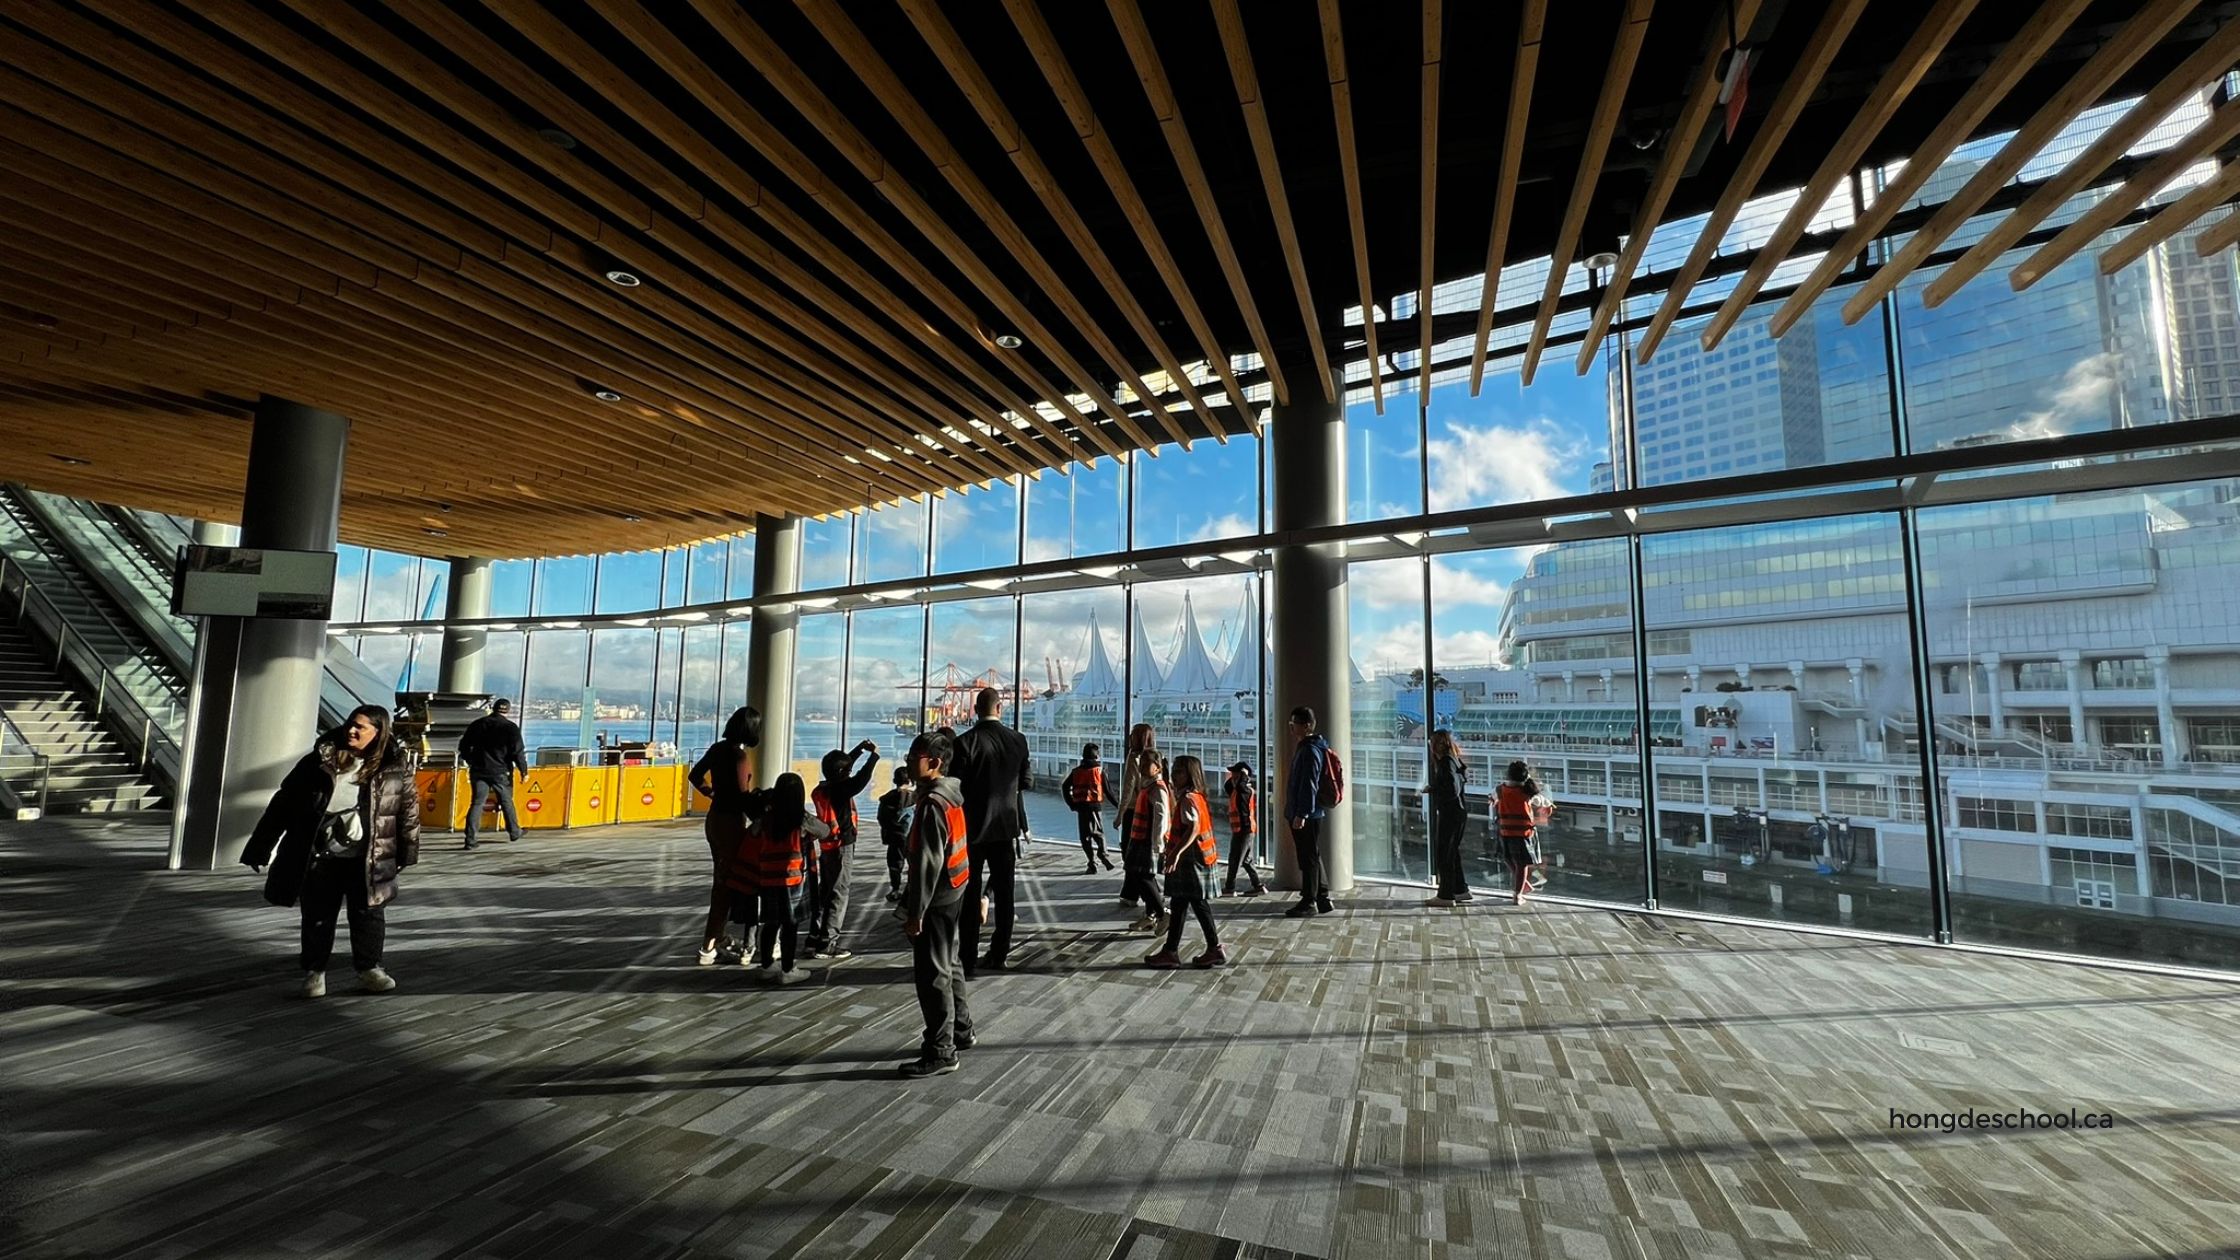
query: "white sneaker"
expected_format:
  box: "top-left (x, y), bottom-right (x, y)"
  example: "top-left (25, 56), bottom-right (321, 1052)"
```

top-left (1127, 915), bottom-right (1155, 932)
top-left (777, 968), bottom-right (808, 985)
top-left (357, 967), bottom-right (397, 994)
top-left (696, 945), bottom-right (719, 966)
top-left (301, 971), bottom-right (325, 999)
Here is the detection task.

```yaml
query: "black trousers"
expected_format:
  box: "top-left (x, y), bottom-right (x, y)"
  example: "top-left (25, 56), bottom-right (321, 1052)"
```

top-left (300, 856), bottom-right (384, 972)
top-left (463, 775), bottom-right (520, 845)
top-left (1162, 865), bottom-right (1219, 953)
top-left (960, 840), bottom-right (1017, 965)
top-left (1076, 807), bottom-right (1108, 864)
top-left (757, 883), bottom-right (801, 970)
top-left (809, 845), bottom-right (854, 948)
top-left (911, 895), bottom-right (973, 1061)
top-left (884, 839), bottom-right (905, 892)
top-left (1224, 832), bottom-right (1265, 894)
top-left (1292, 818), bottom-right (1330, 906)
top-left (1122, 840), bottom-right (1166, 917)
top-left (1432, 818), bottom-right (1470, 899)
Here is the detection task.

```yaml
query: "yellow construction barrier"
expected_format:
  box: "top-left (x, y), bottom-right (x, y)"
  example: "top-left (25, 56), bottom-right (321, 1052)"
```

top-left (415, 769), bottom-right (458, 831)
top-left (568, 765), bottom-right (619, 827)
top-left (618, 764), bottom-right (681, 823)
top-left (518, 767), bottom-right (572, 829)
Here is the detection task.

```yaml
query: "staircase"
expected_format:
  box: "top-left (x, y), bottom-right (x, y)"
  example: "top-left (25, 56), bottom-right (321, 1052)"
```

top-left (0, 491), bottom-right (186, 732)
top-left (0, 619), bottom-right (165, 812)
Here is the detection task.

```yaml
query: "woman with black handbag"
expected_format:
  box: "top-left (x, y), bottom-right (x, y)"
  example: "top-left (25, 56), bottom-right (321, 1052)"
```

top-left (240, 704), bottom-right (421, 998)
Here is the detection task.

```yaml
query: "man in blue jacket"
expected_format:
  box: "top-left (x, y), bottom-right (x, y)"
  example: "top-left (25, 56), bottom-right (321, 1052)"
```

top-left (1283, 706), bottom-right (1336, 918)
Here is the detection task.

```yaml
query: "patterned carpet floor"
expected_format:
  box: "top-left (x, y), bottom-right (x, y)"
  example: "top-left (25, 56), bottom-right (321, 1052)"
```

top-left (4, 815), bottom-right (2238, 1259)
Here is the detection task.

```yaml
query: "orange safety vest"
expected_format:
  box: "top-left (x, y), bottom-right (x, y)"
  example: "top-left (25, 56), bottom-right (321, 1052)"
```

top-left (910, 797), bottom-right (971, 889)
top-left (1127, 785), bottom-right (1170, 848)
top-left (1227, 787), bottom-right (1256, 835)
top-left (758, 820), bottom-right (808, 888)
top-left (812, 786), bottom-right (857, 853)
top-left (1167, 790), bottom-right (1219, 869)
top-left (721, 815), bottom-right (761, 895)
top-left (1494, 782), bottom-right (1535, 840)
top-left (1065, 764), bottom-right (1105, 805)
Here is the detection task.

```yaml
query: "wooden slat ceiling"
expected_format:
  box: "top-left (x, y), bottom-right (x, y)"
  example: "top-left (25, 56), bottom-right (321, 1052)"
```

top-left (0, 0), bottom-right (2232, 558)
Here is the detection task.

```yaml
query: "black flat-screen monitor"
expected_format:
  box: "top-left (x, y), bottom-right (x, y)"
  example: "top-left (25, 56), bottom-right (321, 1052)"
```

top-left (171, 545), bottom-right (337, 619)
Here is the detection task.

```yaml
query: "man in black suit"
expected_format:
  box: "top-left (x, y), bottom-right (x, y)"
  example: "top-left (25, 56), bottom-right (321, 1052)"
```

top-left (952, 686), bottom-right (1031, 975)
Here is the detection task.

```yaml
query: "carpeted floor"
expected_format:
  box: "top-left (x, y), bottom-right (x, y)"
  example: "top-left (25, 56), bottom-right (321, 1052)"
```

top-left (4, 815), bottom-right (2237, 1259)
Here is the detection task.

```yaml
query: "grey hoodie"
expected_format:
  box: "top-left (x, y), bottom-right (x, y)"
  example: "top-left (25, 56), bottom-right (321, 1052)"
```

top-left (901, 775), bottom-right (969, 917)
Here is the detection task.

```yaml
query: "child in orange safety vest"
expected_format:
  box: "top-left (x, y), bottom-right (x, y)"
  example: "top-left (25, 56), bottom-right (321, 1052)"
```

top-left (806, 739), bottom-right (879, 962)
top-left (1062, 742), bottom-right (1113, 875)
top-left (1146, 755), bottom-right (1226, 969)
top-left (1220, 762), bottom-right (1266, 898)
top-left (744, 773), bottom-right (830, 984)
top-left (897, 730), bottom-right (974, 1078)
top-left (1121, 749), bottom-right (1171, 937)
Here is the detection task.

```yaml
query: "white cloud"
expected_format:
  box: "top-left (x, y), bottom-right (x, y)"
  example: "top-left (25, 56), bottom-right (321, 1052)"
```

top-left (1190, 512), bottom-right (1256, 542)
top-left (1429, 558), bottom-right (1506, 608)
top-left (1424, 418), bottom-right (1585, 512)
top-left (2007, 353), bottom-right (2119, 442)
top-left (1433, 629), bottom-right (1507, 668)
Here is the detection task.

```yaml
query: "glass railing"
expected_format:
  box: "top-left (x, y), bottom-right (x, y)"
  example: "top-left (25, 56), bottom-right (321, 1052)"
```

top-left (0, 557), bottom-right (178, 792)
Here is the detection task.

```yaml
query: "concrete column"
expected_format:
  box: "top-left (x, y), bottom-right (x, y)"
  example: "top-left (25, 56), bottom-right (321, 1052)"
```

top-left (437, 557), bottom-right (492, 693)
top-left (180, 397), bottom-right (348, 869)
top-left (1735, 663), bottom-right (1752, 689)
top-left (1598, 668), bottom-right (1613, 702)
top-left (2149, 646), bottom-right (2184, 767)
top-left (746, 512), bottom-right (801, 789)
top-left (1562, 669), bottom-right (1576, 702)
top-left (167, 519), bottom-right (241, 869)
top-left (1686, 664), bottom-right (1702, 694)
top-left (1980, 652), bottom-right (2005, 734)
top-left (2059, 650), bottom-right (2086, 751)
top-left (1269, 381), bottom-right (1352, 894)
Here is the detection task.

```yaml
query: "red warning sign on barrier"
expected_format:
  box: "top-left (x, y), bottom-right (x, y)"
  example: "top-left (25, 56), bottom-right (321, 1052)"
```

top-left (526, 799), bottom-right (543, 813)
top-left (641, 792), bottom-right (656, 806)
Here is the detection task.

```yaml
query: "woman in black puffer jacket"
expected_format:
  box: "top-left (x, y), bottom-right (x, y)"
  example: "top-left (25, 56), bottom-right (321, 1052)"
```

top-left (242, 704), bottom-right (421, 999)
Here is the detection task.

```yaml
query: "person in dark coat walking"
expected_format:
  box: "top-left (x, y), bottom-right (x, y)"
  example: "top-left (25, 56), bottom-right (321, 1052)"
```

top-left (1283, 706), bottom-right (1335, 919)
top-left (1062, 742), bottom-right (1113, 874)
top-left (691, 706), bottom-right (763, 966)
top-left (877, 764), bottom-right (912, 901)
top-left (241, 704), bottom-right (421, 999)
top-left (455, 697), bottom-right (528, 849)
top-left (952, 686), bottom-right (1031, 975)
top-left (1425, 730), bottom-right (1474, 906)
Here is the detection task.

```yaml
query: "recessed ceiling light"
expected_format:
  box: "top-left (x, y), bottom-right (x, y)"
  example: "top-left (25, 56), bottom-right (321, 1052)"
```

top-left (537, 127), bottom-right (578, 150)
top-left (50, 454), bottom-right (90, 466)
top-left (621, 513), bottom-right (642, 523)
top-left (1584, 251), bottom-right (1620, 271)
top-left (992, 332), bottom-right (1024, 350)
top-left (580, 379), bottom-right (624, 403)
top-left (425, 527), bottom-right (448, 537)
top-left (602, 268), bottom-right (642, 287)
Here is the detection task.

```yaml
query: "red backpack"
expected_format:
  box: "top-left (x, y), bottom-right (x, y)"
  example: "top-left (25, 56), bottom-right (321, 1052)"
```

top-left (1316, 744), bottom-right (1345, 809)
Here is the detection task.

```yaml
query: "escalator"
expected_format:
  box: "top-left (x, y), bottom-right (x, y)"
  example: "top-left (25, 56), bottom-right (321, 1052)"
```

top-left (0, 485), bottom-right (397, 810)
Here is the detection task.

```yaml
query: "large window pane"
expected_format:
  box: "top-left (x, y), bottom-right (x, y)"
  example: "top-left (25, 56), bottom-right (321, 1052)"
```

top-left (1347, 558), bottom-right (1428, 880)
top-left (1021, 587), bottom-right (1127, 834)
top-left (533, 555), bottom-right (593, 617)
top-left (686, 539), bottom-right (729, 606)
top-left (799, 516), bottom-right (853, 592)
top-left (481, 631), bottom-right (526, 713)
top-left (926, 597), bottom-right (1017, 735)
top-left (651, 627), bottom-right (682, 752)
top-left (489, 559), bottom-right (532, 618)
top-left (1025, 457), bottom-right (1126, 562)
top-left (1428, 355), bottom-right (1619, 512)
top-left (728, 533), bottom-right (757, 599)
top-left (677, 623), bottom-right (726, 757)
top-left (846, 605), bottom-right (923, 813)
top-left (332, 546), bottom-right (367, 622)
top-left (1429, 549), bottom-right (1562, 895)
top-left (522, 629), bottom-right (590, 753)
top-left (1633, 283), bottom-right (1891, 484)
top-left (717, 622), bottom-right (754, 733)
top-left (353, 634), bottom-right (412, 694)
top-left (1641, 516), bottom-right (1928, 934)
top-left (401, 632), bottom-right (442, 693)
top-left (860, 497), bottom-right (930, 585)
top-left (933, 480), bottom-right (1020, 575)
top-left (1346, 385), bottom-right (1423, 523)
top-left (589, 628), bottom-right (658, 746)
top-left (595, 550), bottom-right (663, 614)
top-left (792, 614), bottom-right (847, 783)
top-left (1921, 480), bottom-right (2240, 969)
top-left (1126, 577), bottom-right (1260, 819)
top-left (1132, 435), bottom-right (1260, 550)
top-left (362, 549), bottom-right (421, 621)
top-left (660, 549), bottom-right (686, 608)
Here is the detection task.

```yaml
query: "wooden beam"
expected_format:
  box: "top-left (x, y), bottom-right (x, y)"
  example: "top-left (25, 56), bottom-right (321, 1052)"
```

top-left (1697, 0), bottom-right (1979, 354)
top-left (1924, 14), bottom-right (2240, 309)
top-left (1468, 0), bottom-right (1546, 393)
top-left (2091, 159), bottom-right (2240, 277)
top-left (1419, 0), bottom-right (1442, 399)
top-left (1520, 0), bottom-right (1654, 385)
top-left (1103, 0), bottom-right (1289, 408)
top-left (2010, 98), bottom-right (2240, 287)
top-left (1767, 0), bottom-right (2094, 339)
top-left (1838, 0), bottom-right (2200, 326)
top-left (679, 0), bottom-right (1161, 456)
top-left (1002, 0), bottom-right (1288, 415)
top-left (828, 0), bottom-right (1221, 448)
top-left (2197, 206), bottom-right (2240, 256)
top-left (1209, 0), bottom-right (1334, 402)
top-left (1575, 0), bottom-right (1762, 375)
top-left (1633, 0), bottom-right (1871, 363)
top-left (1319, 0), bottom-right (1382, 412)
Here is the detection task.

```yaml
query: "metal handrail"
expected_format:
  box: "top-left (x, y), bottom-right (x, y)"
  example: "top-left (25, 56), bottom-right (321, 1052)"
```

top-left (0, 489), bottom-right (177, 668)
top-left (0, 708), bottom-right (52, 816)
top-left (0, 557), bottom-right (179, 786)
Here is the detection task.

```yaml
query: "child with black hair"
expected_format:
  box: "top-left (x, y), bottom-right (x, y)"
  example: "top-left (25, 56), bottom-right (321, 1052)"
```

top-left (751, 772), bottom-right (831, 984)
top-left (1062, 741), bottom-right (1113, 874)
top-left (1121, 749), bottom-right (1170, 937)
top-left (807, 739), bottom-right (879, 961)
top-left (877, 763), bottom-right (912, 902)
top-left (1221, 762), bottom-right (1265, 897)
top-left (898, 730), bottom-right (974, 1078)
